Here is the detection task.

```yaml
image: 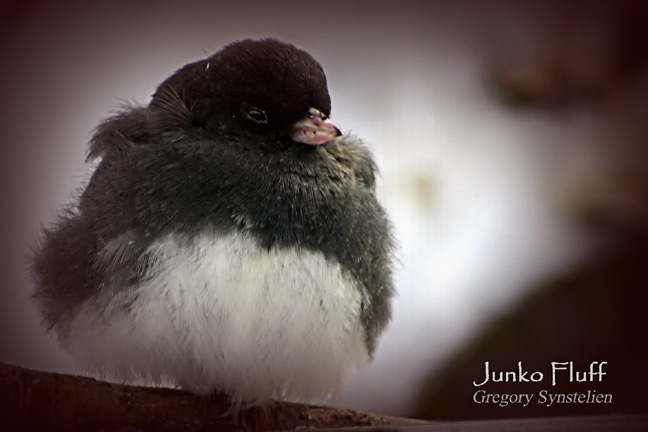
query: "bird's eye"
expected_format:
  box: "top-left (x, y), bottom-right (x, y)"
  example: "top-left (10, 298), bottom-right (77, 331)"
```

top-left (245, 107), bottom-right (268, 124)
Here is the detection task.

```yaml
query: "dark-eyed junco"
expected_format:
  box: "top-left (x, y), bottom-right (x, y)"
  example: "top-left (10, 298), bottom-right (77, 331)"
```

top-left (30, 38), bottom-right (395, 407)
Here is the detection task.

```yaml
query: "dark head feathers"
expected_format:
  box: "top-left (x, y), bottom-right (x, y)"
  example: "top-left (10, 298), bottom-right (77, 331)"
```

top-left (87, 89), bottom-right (193, 161)
top-left (88, 39), bottom-right (333, 160)
top-left (152, 38), bottom-right (332, 141)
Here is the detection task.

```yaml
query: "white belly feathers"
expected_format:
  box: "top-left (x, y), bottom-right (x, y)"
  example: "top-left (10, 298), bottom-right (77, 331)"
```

top-left (61, 230), bottom-right (369, 406)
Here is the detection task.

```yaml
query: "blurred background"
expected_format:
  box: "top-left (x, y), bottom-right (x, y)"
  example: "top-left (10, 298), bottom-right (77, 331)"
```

top-left (1, 0), bottom-right (647, 420)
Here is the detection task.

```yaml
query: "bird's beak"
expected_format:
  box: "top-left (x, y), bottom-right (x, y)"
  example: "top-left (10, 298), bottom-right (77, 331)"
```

top-left (290, 108), bottom-right (342, 145)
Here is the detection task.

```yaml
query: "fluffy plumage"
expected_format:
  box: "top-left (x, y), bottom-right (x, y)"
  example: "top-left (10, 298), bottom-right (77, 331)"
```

top-left (30, 38), bottom-right (395, 406)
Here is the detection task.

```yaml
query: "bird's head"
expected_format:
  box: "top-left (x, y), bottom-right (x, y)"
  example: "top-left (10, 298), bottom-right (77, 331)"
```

top-left (150, 38), bottom-right (341, 148)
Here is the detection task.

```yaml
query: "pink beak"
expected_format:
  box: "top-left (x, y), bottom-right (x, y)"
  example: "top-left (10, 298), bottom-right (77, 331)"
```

top-left (290, 108), bottom-right (341, 145)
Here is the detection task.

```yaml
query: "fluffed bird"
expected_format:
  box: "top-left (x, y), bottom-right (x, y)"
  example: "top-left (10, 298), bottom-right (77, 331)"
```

top-left (30, 38), bottom-right (395, 407)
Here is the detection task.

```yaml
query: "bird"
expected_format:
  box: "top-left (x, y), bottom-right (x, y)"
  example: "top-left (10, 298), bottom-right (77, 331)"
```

top-left (30, 38), bottom-right (395, 408)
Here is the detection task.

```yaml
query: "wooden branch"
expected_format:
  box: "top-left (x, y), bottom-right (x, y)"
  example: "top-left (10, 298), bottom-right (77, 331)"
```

top-left (0, 362), bottom-right (423, 431)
